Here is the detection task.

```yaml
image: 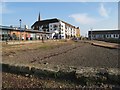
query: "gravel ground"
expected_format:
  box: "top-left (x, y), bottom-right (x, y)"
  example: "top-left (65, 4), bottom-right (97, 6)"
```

top-left (2, 41), bottom-right (84, 65)
top-left (2, 72), bottom-right (117, 89)
top-left (2, 40), bottom-right (119, 68)
top-left (44, 42), bottom-right (119, 68)
top-left (2, 72), bottom-right (81, 88)
top-left (2, 40), bottom-right (120, 89)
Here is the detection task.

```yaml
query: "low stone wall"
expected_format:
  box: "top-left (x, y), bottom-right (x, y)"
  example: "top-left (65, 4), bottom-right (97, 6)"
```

top-left (1, 63), bottom-right (120, 86)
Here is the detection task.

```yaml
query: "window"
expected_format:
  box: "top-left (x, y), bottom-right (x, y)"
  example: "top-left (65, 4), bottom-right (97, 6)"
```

top-left (106, 35), bottom-right (109, 37)
top-left (109, 35), bottom-right (111, 37)
top-left (114, 34), bottom-right (115, 37)
top-left (54, 25), bottom-right (57, 28)
top-left (59, 24), bottom-right (61, 27)
top-left (47, 29), bottom-right (49, 32)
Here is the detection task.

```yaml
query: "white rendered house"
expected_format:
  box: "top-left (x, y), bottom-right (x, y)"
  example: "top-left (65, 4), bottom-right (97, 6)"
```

top-left (31, 14), bottom-right (80, 39)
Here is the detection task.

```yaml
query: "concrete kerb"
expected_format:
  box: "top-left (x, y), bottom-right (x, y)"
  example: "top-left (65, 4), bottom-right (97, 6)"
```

top-left (91, 43), bottom-right (119, 49)
top-left (84, 41), bottom-right (120, 49)
top-left (1, 63), bottom-right (31, 74)
top-left (55, 67), bottom-right (76, 80)
top-left (2, 63), bottom-right (76, 79)
top-left (1, 63), bottom-right (120, 85)
top-left (31, 67), bottom-right (58, 78)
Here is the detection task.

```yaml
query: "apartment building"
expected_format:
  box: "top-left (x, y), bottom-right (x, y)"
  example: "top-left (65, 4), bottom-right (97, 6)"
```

top-left (0, 13), bottom-right (80, 41)
top-left (31, 13), bottom-right (80, 39)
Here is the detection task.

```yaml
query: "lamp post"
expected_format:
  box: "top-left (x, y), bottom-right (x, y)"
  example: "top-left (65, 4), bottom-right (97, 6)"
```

top-left (19, 19), bottom-right (22, 40)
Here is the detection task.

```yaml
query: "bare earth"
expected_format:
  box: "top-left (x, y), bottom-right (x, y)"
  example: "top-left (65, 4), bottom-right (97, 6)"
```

top-left (1, 40), bottom-right (120, 88)
top-left (2, 40), bottom-right (119, 68)
top-left (2, 72), bottom-right (81, 88)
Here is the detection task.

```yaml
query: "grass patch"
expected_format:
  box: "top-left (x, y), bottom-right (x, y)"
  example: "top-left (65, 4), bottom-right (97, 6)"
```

top-left (2, 40), bottom-right (75, 53)
top-left (38, 45), bottom-right (54, 50)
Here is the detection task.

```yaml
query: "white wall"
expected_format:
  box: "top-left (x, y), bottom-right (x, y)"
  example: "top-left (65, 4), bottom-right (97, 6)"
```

top-left (48, 21), bottom-right (78, 39)
top-left (49, 22), bottom-right (60, 33)
top-left (60, 21), bottom-right (65, 39)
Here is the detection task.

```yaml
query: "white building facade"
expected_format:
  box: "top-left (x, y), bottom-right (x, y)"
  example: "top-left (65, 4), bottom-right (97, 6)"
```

top-left (31, 18), bottom-right (80, 39)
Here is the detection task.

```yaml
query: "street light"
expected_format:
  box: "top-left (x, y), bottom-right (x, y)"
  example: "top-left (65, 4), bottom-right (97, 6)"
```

top-left (19, 19), bottom-right (22, 40)
top-left (19, 19), bottom-right (21, 29)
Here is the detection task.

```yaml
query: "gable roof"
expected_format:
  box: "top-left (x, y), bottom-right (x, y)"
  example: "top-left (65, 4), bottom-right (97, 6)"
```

top-left (60, 20), bottom-right (76, 28)
top-left (0, 25), bottom-right (51, 34)
top-left (31, 18), bottom-right (60, 28)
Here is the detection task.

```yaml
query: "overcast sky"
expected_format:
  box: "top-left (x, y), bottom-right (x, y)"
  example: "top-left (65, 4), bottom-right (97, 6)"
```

top-left (0, 1), bottom-right (118, 36)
